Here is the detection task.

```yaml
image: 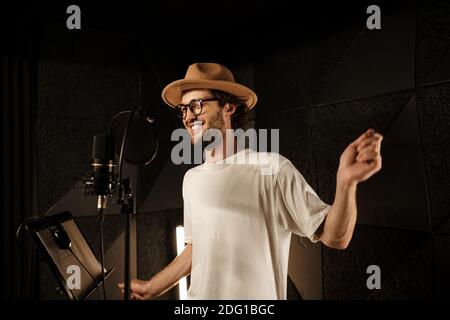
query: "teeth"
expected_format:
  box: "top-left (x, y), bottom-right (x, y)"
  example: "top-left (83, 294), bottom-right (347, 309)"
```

top-left (190, 122), bottom-right (203, 130)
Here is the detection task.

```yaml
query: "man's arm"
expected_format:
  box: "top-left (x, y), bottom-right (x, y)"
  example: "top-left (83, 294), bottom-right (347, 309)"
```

top-left (118, 243), bottom-right (192, 299)
top-left (315, 129), bottom-right (383, 249)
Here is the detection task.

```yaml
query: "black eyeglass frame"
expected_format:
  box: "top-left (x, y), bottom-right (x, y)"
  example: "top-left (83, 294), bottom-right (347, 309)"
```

top-left (175, 98), bottom-right (219, 119)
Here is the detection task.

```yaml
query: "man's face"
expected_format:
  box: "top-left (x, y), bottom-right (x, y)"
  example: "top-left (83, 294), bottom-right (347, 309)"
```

top-left (181, 89), bottom-right (226, 145)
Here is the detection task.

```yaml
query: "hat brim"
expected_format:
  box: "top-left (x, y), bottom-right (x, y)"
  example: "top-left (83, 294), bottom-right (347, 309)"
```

top-left (162, 79), bottom-right (258, 109)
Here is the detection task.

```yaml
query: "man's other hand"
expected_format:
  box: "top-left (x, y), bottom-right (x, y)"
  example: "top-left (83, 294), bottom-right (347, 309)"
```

top-left (337, 128), bottom-right (383, 185)
top-left (118, 279), bottom-right (153, 300)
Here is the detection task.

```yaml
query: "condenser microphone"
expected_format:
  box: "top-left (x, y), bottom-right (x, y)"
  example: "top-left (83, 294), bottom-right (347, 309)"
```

top-left (86, 134), bottom-right (116, 210)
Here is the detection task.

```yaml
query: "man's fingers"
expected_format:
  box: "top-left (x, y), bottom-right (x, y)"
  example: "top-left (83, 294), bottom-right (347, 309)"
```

top-left (118, 280), bottom-right (147, 299)
top-left (357, 142), bottom-right (381, 156)
top-left (119, 279), bottom-right (144, 290)
top-left (131, 292), bottom-right (144, 300)
top-left (355, 132), bottom-right (383, 163)
top-left (352, 129), bottom-right (383, 148)
top-left (357, 141), bottom-right (377, 154)
top-left (130, 280), bottom-right (147, 294)
top-left (356, 135), bottom-right (382, 152)
top-left (367, 155), bottom-right (382, 171)
top-left (357, 136), bottom-right (381, 155)
top-left (357, 151), bottom-right (380, 163)
top-left (352, 128), bottom-right (375, 146)
top-left (356, 147), bottom-right (378, 160)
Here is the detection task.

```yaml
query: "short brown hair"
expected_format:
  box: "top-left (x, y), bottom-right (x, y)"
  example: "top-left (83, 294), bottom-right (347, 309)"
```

top-left (210, 89), bottom-right (254, 130)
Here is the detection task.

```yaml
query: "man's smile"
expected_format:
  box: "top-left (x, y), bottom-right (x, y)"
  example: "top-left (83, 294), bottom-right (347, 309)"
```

top-left (187, 120), bottom-right (205, 136)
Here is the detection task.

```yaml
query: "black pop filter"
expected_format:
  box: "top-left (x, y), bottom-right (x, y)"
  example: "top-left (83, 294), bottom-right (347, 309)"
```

top-left (110, 109), bottom-right (158, 166)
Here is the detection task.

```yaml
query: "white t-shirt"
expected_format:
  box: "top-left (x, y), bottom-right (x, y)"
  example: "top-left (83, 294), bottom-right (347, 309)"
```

top-left (182, 148), bottom-right (330, 300)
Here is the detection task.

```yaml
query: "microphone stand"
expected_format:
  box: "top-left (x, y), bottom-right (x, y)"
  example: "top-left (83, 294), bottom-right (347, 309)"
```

top-left (116, 106), bottom-right (139, 301)
top-left (112, 72), bottom-right (158, 300)
top-left (114, 106), bottom-right (158, 301)
top-left (98, 195), bottom-right (107, 300)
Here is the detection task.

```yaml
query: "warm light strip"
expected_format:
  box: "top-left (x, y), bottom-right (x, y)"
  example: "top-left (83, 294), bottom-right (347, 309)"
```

top-left (176, 225), bottom-right (187, 300)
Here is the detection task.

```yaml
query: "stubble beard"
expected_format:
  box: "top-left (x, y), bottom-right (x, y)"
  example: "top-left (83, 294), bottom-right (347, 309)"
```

top-left (190, 112), bottom-right (226, 149)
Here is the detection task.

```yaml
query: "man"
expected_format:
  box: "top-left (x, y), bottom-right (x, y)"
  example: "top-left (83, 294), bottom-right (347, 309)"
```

top-left (118, 63), bottom-right (383, 299)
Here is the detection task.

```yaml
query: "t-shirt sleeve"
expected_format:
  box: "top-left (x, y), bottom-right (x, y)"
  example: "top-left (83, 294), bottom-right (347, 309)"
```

top-left (182, 174), bottom-right (193, 245)
top-left (275, 161), bottom-right (330, 243)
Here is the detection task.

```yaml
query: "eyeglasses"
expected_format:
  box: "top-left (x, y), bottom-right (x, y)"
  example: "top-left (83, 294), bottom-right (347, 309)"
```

top-left (175, 98), bottom-right (218, 119)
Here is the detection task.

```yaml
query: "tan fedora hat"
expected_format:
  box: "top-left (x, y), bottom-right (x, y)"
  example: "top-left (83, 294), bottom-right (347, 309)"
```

top-left (161, 63), bottom-right (258, 109)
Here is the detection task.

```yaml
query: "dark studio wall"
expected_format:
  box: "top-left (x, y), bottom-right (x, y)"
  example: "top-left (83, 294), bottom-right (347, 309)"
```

top-left (254, 0), bottom-right (450, 299)
top-left (2, 0), bottom-right (450, 300)
top-left (35, 20), bottom-right (184, 299)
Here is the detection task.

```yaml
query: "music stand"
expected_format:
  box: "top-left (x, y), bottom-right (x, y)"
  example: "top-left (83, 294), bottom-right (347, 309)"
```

top-left (25, 211), bottom-right (114, 300)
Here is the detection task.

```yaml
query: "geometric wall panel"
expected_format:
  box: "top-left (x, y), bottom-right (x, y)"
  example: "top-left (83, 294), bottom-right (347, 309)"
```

top-left (416, 0), bottom-right (450, 85)
top-left (136, 209), bottom-right (182, 300)
top-left (37, 118), bottom-right (110, 213)
top-left (259, 108), bottom-right (318, 191)
top-left (316, 5), bottom-right (416, 105)
top-left (357, 96), bottom-right (430, 231)
top-left (416, 84), bottom-right (450, 231)
top-left (74, 214), bottom-right (125, 255)
top-left (254, 27), bottom-right (364, 116)
top-left (323, 225), bottom-right (429, 299)
top-left (38, 61), bottom-right (137, 121)
top-left (366, 238), bottom-right (432, 299)
top-left (139, 161), bottom-right (194, 213)
top-left (419, 51), bottom-right (450, 86)
top-left (310, 91), bottom-right (412, 204)
top-left (289, 235), bottom-right (323, 300)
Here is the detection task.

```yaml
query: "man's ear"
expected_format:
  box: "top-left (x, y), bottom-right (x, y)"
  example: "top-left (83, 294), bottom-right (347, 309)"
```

top-left (224, 103), bottom-right (237, 118)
